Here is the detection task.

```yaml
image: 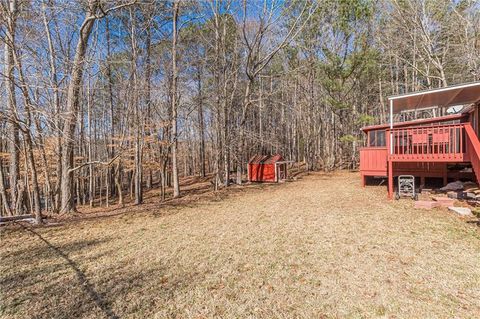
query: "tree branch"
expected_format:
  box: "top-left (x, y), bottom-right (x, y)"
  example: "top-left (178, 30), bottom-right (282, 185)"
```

top-left (68, 153), bottom-right (122, 174)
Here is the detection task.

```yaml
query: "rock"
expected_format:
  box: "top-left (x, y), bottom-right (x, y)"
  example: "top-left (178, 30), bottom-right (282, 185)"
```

top-left (440, 181), bottom-right (464, 191)
top-left (464, 192), bottom-right (477, 199)
top-left (447, 191), bottom-right (463, 199)
top-left (415, 201), bottom-right (440, 210)
top-left (432, 196), bottom-right (455, 207)
top-left (448, 207), bottom-right (472, 216)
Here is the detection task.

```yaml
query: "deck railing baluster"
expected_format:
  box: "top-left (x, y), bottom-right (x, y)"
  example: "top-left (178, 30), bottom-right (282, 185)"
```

top-left (421, 128), bottom-right (424, 155)
top-left (428, 127), bottom-right (431, 155)
top-left (441, 127), bottom-right (444, 155)
top-left (460, 125), bottom-right (463, 154)
top-left (451, 127), bottom-right (454, 154)
top-left (400, 129), bottom-right (403, 155)
top-left (396, 130), bottom-right (399, 155)
top-left (454, 125), bottom-right (457, 154)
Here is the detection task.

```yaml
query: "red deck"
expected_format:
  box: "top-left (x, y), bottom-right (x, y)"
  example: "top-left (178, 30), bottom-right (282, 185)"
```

top-left (360, 82), bottom-right (480, 199)
top-left (360, 122), bottom-right (480, 198)
top-left (359, 147), bottom-right (388, 176)
top-left (388, 123), bottom-right (468, 162)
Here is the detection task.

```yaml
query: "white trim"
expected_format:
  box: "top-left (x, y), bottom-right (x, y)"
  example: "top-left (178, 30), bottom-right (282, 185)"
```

top-left (387, 81), bottom-right (480, 101)
top-left (389, 99), bottom-right (393, 155)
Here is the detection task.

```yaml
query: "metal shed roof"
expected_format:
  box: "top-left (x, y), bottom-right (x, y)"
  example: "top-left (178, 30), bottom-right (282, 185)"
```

top-left (248, 154), bottom-right (283, 164)
top-left (388, 81), bottom-right (480, 113)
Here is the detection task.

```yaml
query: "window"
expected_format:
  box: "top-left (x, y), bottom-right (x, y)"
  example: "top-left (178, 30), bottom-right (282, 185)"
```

top-left (369, 131), bottom-right (376, 146)
top-left (369, 130), bottom-right (386, 147)
top-left (377, 130), bottom-right (386, 146)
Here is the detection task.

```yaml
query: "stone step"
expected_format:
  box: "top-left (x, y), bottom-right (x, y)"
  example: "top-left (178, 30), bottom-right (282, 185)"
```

top-left (415, 201), bottom-right (440, 210)
top-left (432, 196), bottom-right (456, 207)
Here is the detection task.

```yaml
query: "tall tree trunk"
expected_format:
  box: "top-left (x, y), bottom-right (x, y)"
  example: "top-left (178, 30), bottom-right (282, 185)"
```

top-left (60, 1), bottom-right (98, 213)
top-left (197, 67), bottom-right (206, 177)
top-left (25, 136), bottom-right (42, 223)
top-left (212, 4), bottom-right (222, 189)
top-left (0, 160), bottom-right (12, 216)
top-left (87, 83), bottom-right (94, 207)
top-left (171, 1), bottom-right (180, 198)
top-left (130, 7), bottom-right (143, 205)
top-left (9, 17), bottom-right (45, 222)
top-left (105, 17), bottom-right (117, 202)
top-left (42, 1), bottom-right (62, 213)
top-left (4, 0), bottom-right (21, 215)
top-left (114, 161), bottom-right (124, 207)
top-left (237, 80), bottom-right (253, 184)
top-left (144, 12), bottom-right (153, 189)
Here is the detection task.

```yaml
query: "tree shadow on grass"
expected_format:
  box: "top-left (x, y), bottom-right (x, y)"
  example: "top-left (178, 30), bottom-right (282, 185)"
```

top-left (2, 234), bottom-right (113, 265)
top-left (2, 224), bottom-right (199, 318)
top-left (14, 224), bottom-right (120, 319)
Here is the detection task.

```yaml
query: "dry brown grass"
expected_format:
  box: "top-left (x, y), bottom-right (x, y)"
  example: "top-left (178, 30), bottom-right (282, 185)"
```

top-left (1, 171), bottom-right (480, 318)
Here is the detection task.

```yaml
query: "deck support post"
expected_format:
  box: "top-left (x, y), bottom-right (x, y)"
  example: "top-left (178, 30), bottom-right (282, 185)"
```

top-left (388, 98), bottom-right (394, 199)
top-left (388, 160), bottom-right (393, 199)
top-left (389, 99), bottom-right (394, 155)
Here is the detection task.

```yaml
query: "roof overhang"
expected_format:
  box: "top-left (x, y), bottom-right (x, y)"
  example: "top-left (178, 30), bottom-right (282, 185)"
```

top-left (388, 81), bottom-right (480, 113)
top-left (361, 113), bottom-right (468, 132)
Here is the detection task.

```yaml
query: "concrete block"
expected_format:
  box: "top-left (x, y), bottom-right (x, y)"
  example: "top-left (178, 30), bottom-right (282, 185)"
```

top-left (432, 196), bottom-right (456, 207)
top-left (415, 201), bottom-right (440, 210)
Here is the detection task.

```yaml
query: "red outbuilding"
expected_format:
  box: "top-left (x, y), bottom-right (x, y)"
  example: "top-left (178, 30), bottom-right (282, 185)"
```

top-left (248, 154), bottom-right (288, 182)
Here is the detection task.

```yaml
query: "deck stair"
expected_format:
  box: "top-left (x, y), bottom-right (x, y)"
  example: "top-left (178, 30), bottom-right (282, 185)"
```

top-left (465, 123), bottom-right (480, 185)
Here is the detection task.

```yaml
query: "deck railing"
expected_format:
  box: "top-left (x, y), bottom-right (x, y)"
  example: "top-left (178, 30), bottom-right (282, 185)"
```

top-left (387, 123), bottom-right (467, 161)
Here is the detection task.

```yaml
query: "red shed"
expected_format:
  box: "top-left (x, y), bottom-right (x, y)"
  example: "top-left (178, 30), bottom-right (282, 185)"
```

top-left (248, 154), bottom-right (288, 182)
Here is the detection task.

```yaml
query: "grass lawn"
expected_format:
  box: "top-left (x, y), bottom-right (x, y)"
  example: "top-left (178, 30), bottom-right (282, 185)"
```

top-left (1, 172), bottom-right (480, 318)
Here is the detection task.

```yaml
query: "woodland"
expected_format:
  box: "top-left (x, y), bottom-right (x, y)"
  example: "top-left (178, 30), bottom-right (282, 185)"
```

top-left (1, 0), bottom-right (479, 222)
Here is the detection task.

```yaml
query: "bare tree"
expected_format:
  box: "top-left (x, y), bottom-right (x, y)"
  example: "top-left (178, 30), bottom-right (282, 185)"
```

top-left (60, 0), bottom-right (136, 213)
top-left (2, 0), bottom-right (22, 214)
top-left (171, 1), bottom-right (180, 198)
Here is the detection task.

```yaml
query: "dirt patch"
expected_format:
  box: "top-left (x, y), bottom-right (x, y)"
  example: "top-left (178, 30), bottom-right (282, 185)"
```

top-left (1, 171), bottom-right (480, 318)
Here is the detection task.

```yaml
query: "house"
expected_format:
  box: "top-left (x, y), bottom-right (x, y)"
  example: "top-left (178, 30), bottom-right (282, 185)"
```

top-left (360, 82), bottom-right (480, 198)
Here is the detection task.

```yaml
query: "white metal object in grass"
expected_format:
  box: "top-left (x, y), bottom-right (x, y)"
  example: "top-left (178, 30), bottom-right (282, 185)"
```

top-left (396, 175), bottom-right (418, 200)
